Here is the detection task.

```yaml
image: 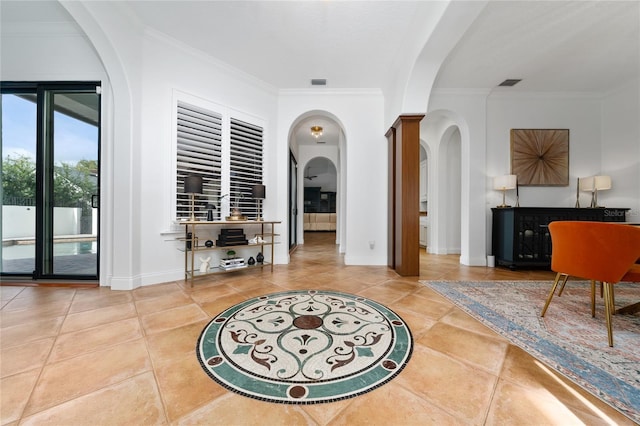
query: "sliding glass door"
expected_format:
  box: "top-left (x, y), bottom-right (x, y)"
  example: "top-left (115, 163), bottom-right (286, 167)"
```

top-left (1, 82), bottom-right (100, 280)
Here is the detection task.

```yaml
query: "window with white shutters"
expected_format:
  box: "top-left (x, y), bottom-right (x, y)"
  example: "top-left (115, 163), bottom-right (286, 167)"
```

top-left (229, 118), bottom-right (263, 219)
top-left (176, 101), bottom-right (222, 220)
top-left (175, 98), bottom-right (263, 221)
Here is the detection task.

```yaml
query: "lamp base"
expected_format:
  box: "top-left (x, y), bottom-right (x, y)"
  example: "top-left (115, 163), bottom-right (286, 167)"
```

top-left (189, 193), bottom-right (198, 221)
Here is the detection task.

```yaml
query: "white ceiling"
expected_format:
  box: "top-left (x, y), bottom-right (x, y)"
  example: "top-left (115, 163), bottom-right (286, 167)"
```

top-left (122, 0), bottom-right (639, 146)
top-left (3, 0), bottom-right (637, 147)
top-left (122, 0), bottom-right (639, 94)
top-left (124, 0), bottom-right (437, 91)
top-left (434, 1), bottom-right (640, 93)
top-left (3, 1), bottom-right (637, 92)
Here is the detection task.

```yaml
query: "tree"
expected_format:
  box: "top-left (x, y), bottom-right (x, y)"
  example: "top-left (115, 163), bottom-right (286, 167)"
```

top-left (1, 155), bottom-right (36, 204)
top-left (2, 155), bottom-right (97, 207)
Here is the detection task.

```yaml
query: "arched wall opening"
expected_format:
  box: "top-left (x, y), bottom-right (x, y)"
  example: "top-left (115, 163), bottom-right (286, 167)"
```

top-left (287, 111), bottom-right (346, 254)
top-left (422, 110), bottom-right (470, 263)
top-left (419, 140), bottom-right (430, 252)
top-left (439, 126), bottom-right (461, 254)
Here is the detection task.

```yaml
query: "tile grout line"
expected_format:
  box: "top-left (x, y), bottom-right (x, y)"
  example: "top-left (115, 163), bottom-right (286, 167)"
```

top-left (133, 287), bottom-right (172, 425)
top-left (15, 287), bottom-right (77, 423)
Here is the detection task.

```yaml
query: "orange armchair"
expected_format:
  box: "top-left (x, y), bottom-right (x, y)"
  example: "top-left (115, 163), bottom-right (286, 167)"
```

top-left (540, 221), bottom-right (640, 347)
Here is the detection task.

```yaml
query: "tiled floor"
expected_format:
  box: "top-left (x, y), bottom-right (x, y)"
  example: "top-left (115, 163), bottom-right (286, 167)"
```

top-left (1, 232), bottom-right (635, 425)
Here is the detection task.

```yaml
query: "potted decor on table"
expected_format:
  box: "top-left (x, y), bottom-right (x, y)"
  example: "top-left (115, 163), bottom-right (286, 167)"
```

top-left (220, 249), bottom-right (245, 270)
top-left (219, 193), bottom-right (247, 221)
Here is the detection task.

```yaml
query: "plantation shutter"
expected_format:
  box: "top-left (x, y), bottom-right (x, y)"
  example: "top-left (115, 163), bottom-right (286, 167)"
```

top-left (229, 117), bottom-right (263, 219)
top-left (176, 101), bottom-right (222, 220)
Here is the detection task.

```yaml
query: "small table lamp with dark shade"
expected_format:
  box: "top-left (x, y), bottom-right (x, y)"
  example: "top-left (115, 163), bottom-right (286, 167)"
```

top-left (184, 175), bottom-right (203, 221)
top-left (251, 184), bottom-right (266, 221)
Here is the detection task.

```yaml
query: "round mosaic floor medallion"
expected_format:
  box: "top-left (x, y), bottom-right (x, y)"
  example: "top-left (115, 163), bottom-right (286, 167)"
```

top-left (196, 290), bottom-right (413, 404)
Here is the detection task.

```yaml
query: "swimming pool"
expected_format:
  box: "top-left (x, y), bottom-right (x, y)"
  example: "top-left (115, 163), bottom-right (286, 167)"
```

top-left (2, 241), bottom-right (97, 260)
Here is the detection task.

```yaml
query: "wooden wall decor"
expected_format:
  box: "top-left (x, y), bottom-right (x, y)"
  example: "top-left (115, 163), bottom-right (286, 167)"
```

top-left (510, 129), bottom-right (569, 186)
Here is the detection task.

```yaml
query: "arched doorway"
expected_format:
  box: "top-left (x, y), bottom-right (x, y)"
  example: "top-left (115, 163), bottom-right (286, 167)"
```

top-left (287, 112), bottom-right (345, 254)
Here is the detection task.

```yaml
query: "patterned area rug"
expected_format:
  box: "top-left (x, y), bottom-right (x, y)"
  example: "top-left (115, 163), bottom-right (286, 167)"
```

top-left (196, 290), bottom-right (413, 404)
top-left (421, 280), bottom-right (640, 423)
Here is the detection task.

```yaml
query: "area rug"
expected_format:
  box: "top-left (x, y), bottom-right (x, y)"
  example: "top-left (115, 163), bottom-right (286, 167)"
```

top-left (421, 280), bottom-right (640, 423)
top-left (196, 290), bottom-right (413, 404)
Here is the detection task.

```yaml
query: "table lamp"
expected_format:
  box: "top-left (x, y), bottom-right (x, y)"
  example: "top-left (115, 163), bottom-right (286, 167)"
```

top-left (580, 175), bottom-right (611, 208)
top-left (593, 175), bottom-right (611, 208)
top-left (251, 184), bottom-right (266, 221)
top-left (493, 175), bottom-right (517, 208)
top-left (184, 175), bottom-right (203, 221)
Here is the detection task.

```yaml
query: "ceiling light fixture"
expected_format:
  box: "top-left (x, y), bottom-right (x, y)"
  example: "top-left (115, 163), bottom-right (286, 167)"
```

top-left (311, 126), bottom-right (323, 138)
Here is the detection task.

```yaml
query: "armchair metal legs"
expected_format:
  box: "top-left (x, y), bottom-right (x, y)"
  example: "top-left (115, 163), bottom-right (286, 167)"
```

top-left (541, 274), bottom-right (597, 318)
top-left (541, 273), bottom-right (569, 317)
top-left (602, 282), bottom-right (615, 347)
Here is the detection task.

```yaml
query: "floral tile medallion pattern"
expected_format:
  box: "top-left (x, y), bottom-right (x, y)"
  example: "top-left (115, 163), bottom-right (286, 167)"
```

top-left (197, 290), bottom-right (413, 404)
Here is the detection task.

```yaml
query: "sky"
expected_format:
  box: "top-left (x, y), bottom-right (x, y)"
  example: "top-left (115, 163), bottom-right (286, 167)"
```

top-left (1, 94), bottom-right (98, 165)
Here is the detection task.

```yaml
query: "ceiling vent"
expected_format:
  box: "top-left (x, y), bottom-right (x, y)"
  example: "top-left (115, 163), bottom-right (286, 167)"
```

top-left (498, 79), bottom-right (522, 87)
top-left (316, 140), bottom-right (326, 144)
top-left (311, 79), bottom-right (327, 86)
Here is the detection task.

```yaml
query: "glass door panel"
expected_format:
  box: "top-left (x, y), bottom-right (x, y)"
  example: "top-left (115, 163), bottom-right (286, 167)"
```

top-left (51, 92), bottom-right (99, 276)
top-left (1, 93), bottom-right (37, 275)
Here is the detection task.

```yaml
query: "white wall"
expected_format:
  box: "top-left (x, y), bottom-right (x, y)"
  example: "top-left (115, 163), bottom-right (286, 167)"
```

top-left (279, 90), bottom-right (387, 265)
top-left (444, 129), bottom-right (461, 253)
top-left (2, 207), bottom-right (36, 239)
top-left (425, 85), bottom-right (640, 263)
top-left (487, 93), bottom-right (602, 209)
top-left (0, 22), bottom-right (105, 80)
top-left (600, 80), bottom-right (640, 220)
top-left (484, 91), bottom-right (637, 254)
top-left (426, 92), bottom-right (488, 265)
top-left (136, 33), bottom-right (279, 285)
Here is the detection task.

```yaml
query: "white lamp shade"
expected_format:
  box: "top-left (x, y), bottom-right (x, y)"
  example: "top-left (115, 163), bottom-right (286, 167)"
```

top-left (594, 175), bottom-right (611, 190)
top-left (580, 175), bottom-right (611, 192)
top-left (579, 176), bottom-right (594, 192)
top-left (493, 174), bottom-right (517, 190)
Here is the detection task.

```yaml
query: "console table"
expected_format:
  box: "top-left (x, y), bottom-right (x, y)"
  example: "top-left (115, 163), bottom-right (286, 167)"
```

top-left (179, 220), bottom-right (280, 286)
top-left (492, 207), bottom-right (629, 270)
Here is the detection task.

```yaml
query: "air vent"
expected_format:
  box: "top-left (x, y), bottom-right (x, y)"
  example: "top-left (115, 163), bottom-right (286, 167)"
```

top-left (498, 79), bottom-right (522, 87)
top-left (316, 140), bottom-right (326, 144)
top-left (311, 79), bottom-right (327, 86)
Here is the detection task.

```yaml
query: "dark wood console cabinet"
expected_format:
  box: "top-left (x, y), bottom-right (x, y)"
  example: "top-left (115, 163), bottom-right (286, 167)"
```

top-left (492, 207), bottom-right (629, 269)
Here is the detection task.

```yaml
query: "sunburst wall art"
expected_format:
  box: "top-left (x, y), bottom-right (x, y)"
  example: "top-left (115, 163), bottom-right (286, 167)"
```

top-left (510, 129), bottom-right (569, 186)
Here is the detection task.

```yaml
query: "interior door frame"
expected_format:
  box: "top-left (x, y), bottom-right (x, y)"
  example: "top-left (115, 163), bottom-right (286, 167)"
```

top-left (288, 150), bottom-right (298, 252)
